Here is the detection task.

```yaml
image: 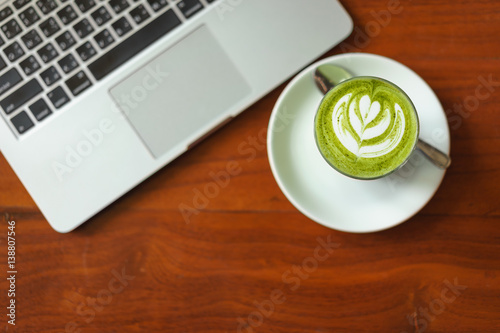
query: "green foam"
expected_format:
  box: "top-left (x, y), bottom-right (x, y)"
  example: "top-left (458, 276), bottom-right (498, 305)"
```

top-left (315, 77), bottom-right (419, 179)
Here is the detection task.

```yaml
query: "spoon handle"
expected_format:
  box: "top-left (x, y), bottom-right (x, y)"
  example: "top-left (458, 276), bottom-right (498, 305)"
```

top-left (416, 139), bottom-right (451, 169)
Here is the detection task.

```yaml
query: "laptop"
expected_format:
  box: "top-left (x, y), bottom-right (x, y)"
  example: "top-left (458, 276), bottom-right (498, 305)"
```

top-left (0, 0), bottom-right (352, 232)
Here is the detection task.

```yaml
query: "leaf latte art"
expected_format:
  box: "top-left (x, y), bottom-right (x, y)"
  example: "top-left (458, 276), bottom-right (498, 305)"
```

top-left (315, 77), bottom-right (419, 179)
top-left (332, 93), bottom-right (405, 158)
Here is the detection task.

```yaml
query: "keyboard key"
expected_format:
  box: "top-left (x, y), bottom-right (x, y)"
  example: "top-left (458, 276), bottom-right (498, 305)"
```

top-left (13, 0), bottom-right (31, 10)
top-left (21, 29), bottom-right (42, 49)
top-left (47, 86), bottom-right (69, 109)
top-left (57, 5), bottom-right (78, 25)
top-left (73, 18), bottom-right (94, 39)
top-left (94, 29), bottom-right (114, 49)
top-left (4, 42), bottom-right (25, 62)
top-left (0, 56), bottom-right (6, 71)
top-left (58, 53), bottom-right (78, 73)
top-left (55, 30), bottom-right (76, 51)
top-left (0, 7), bottom-right (13, 23)
top-left (89, 9), bottom-right (181, 80)
top-left (1, 79), bottom-right (42, 115)
top-left (40, 65), bottom-right (61, 86)
top-left (19, 55), bottom-right (40, 75)
top-left (39, 17), bottom-right (60, 37)
top-left (76, 41), bottom-right (96, 61)
top-left (129, 5), bottom-right (150, 24)
top-left (29, 98), bottom-right (52, 121)
top-left (147, 0), bottom-right (168, 12)
top-left (177, 0), bottom-right (203, 19)
top-left (91, 6), bottom-right (111, 26)
top-left (19, 6), bottom-right (40, 27)
top-left (109, 0), bottom-right (129, 14)
top-left (75, 0), bottom-right (96, 13)
top-left (37, 0), bottom-right (58, 15)
top-left (111, 17), bottom-right (132, 37)
top-left (37, 42), bottom-right (58, 63)
top-left (0, 68), bottom-right (22, 96)
top-left (11, 111), bottom-right (34, 134)
top-left (2, 19), bottom-right (23, 39)
top-left (0, 36), bottom-right (4, 47)
top-left (66, 70), bottom-right (91, 96)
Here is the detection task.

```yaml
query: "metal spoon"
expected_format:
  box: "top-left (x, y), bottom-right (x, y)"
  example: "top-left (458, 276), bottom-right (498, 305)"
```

top-left (314, 64), bottom-right (451, 169)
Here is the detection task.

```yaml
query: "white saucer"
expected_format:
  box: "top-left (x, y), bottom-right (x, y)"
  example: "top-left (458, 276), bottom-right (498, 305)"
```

top-left (267, 53), bottom-right (450, 233)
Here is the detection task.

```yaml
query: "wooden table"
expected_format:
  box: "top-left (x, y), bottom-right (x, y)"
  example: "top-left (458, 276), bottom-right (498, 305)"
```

top-left (1, 0), bottom-right (499, 332)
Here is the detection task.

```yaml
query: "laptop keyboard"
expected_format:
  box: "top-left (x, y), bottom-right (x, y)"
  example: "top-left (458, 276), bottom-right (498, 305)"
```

top-left (0, 0), bottom-right (217, 136)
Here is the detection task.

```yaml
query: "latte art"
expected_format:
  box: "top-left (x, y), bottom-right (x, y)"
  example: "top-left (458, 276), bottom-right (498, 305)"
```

top-left (315, 77), bottom-right (419, 179)
top-left (332, 93), bottom-right (405, 158)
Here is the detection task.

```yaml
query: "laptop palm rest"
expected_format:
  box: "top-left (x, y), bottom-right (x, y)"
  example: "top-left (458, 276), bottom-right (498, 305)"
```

top-left (109, 25), bottom-right (251, 158)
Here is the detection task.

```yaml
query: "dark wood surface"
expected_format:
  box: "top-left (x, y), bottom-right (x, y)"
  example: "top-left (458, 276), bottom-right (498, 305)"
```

top-left (1, 0), bottom-right (499, 332)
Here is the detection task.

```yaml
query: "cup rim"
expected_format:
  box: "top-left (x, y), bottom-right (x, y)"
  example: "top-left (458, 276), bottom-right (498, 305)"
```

top-left (314, 75), bottom-right (421, 181)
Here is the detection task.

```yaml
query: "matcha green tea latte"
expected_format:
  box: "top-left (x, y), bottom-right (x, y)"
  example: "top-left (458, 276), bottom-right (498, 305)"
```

top-left (314, 77), bottom-right (419, 179)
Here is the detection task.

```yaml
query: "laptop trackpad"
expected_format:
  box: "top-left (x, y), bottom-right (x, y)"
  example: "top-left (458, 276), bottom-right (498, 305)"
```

top-left (109, 25), bottom-right (251, 158)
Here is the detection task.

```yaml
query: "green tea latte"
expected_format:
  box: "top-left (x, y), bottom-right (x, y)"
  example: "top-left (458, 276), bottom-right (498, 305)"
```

top-left (315, 77), bottom-right (419, 179)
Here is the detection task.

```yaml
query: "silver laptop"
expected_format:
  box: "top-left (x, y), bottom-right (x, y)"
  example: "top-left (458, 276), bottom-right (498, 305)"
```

top-left (0, 0), bottom-right (352, 232)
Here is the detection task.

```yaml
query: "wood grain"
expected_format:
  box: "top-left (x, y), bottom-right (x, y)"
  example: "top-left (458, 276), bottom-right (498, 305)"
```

top-left (1, 0), bottom-right (499, 332)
